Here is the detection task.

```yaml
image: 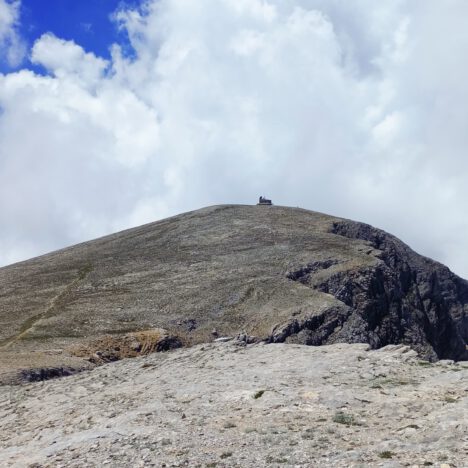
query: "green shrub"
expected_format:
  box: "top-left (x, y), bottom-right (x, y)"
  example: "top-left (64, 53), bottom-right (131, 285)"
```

top-left (253, 390), bottom-right (266, 399)
top-left (332, 411), bottom-right (360, 426)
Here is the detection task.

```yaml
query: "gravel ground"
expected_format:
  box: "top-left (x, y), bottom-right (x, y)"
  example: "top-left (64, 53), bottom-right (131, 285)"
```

top-left (1, 341), bottom-right (467, 467)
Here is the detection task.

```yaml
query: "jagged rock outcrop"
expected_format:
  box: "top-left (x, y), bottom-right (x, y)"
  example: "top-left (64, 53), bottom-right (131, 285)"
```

top-left (279, 221), bottom-right (468, 361)
top-left (0, 205), bottom-right (466, 383)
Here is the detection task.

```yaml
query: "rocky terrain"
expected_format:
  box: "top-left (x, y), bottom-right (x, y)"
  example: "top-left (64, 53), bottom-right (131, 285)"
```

top-left (0, 205), bottom-right (467, 384)
top-left (1, 340), bottom-right (467, 467)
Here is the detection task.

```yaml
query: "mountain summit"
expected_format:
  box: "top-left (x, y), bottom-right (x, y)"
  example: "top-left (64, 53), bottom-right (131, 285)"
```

top-left (0, 205), bottom-right (467, 383)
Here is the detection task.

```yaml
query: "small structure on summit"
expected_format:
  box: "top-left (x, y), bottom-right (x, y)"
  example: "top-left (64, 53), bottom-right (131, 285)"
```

top-left (257, 196), bottom-right (273, 206)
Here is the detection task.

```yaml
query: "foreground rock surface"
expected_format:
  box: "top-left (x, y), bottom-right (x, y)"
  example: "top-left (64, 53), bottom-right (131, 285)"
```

top-left (1, 342), bottom-right (467, 467)
top-left (0, 205), bottom-right (467, 382)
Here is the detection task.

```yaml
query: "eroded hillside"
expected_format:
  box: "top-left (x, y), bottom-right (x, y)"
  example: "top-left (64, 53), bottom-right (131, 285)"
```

top-left (0, 205), bottom-right (467, 383)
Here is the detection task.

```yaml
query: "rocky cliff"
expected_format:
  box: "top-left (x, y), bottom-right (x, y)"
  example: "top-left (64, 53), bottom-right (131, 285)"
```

top-left (0, 205), bottom-right (466, 383)
top-left (279, 220), bottom-right (468, 361)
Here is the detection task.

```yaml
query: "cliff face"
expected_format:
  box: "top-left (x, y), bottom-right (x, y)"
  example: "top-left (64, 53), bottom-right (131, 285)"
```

top-left (280, 221), bottom-right (468, 361)
top-left (0, 205), bottom-right (466, 383)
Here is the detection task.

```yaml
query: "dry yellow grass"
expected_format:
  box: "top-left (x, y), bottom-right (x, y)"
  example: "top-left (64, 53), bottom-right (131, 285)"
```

top-left (69, 328), bottom-right (181, 363)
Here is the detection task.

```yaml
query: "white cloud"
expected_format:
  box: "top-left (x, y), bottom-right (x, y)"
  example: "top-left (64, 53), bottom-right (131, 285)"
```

top-left (1, 0), bottom-right (468, 279)
top-left (31, 33), bottom-right (108, 85)
top-left (0, 0), bottom-right (25, 66)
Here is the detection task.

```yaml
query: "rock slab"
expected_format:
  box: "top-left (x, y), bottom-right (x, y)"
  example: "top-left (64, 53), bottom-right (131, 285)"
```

top-left (0, 342), bottom-right (467, 467)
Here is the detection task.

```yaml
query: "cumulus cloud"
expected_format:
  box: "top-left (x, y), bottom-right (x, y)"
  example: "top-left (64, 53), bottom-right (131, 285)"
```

top-left (1, 0), bottom-right (468, 278)
top-left (0, 0), bottom-right (25, 66)
top-left (31, 33), bottom-right (109, 84)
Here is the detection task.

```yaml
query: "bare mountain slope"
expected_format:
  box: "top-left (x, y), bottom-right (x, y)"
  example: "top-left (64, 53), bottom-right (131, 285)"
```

top-left (0, 205), bottom-right (467, 383)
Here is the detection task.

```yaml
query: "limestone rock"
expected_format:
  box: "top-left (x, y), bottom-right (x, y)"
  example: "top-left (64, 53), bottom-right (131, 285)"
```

top-left (1, 342), bottom-right (466, 467)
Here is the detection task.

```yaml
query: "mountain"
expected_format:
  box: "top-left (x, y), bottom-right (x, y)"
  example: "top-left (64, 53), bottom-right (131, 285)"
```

top-left (0, 205), bottom-right (467, 383)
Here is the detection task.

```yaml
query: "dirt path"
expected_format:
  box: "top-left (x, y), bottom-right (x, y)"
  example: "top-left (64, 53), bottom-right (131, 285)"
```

top-left (0, 266), bottom-right (92, 350)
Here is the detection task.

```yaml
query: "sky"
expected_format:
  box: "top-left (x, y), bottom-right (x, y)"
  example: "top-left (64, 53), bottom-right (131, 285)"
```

top-left (0, 0), bottom-right (468, 278)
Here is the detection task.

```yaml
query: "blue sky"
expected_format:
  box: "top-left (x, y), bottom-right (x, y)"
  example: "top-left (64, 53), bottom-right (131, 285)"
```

top-left (1, 0), bottom-right (139, 73)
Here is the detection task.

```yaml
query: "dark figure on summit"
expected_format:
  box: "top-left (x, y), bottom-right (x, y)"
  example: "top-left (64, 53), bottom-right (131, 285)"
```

top-left (257, 196), bottom-right (272, 205)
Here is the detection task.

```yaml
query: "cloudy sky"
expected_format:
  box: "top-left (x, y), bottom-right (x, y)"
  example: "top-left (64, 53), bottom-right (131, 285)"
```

top-left (0, 0), bottom-right (467, 278)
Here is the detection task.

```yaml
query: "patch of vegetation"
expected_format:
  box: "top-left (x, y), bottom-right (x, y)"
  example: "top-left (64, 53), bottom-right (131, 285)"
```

top-left (78, 263), bottom-right (93, 280)
top-left (370, 377), bottom-right (414, 388)
top-left (378, 451), bottom-right (394, 459)
top-left (223, 421), bottom-right (236, 429)
top-left (266, 455), bottom-right (288, 464)
top-left (332, 411), bottom-right (360, 426)
top-left (244, 427), bottom-right (257, 434)
top-left (444, 396), bottom-right (457, 403)
top-left (423, 462), bottom-right (433, 466)
top-left (253, 389), bottom-right (266, 399)
top-left (417, 360), bottom-right (433, 367)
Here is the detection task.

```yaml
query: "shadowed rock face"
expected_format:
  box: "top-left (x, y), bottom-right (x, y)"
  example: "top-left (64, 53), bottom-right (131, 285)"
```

top-left (0, 205), bottom-right (466, 382)
top-left (281, 221), bottom-right (468, 361)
